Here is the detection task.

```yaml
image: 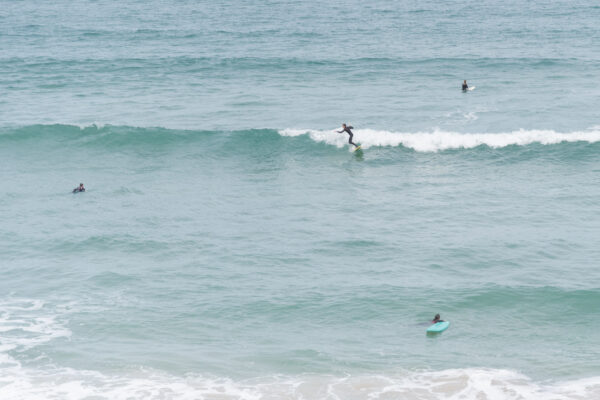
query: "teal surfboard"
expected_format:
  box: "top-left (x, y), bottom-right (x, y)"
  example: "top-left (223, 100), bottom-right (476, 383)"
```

top-left (427, 321), bottom-right (450, 333)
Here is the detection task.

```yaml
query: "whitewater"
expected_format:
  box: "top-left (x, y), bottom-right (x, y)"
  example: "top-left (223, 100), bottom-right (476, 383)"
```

top-left (1, 297), bottom-right (600, 399)
top-left (280, 128), bottom-right (600, 152)
top-left (2, 0), bottom-right (600, 399)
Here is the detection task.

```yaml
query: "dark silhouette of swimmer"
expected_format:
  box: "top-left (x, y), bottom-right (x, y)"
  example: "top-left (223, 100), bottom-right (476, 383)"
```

top-left (73, 183), bottom-right (85, 193)
top-left (462, 80), bottom-right (469, 91)
top-left (337, 123), bottom-right (358, 148)
top-left (431, 314), bottom-right (444, 324)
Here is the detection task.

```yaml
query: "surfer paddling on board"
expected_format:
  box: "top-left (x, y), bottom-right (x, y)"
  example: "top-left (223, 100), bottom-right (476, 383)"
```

top-left (73, 183), bottom-right (85, 193)
top-left (462, 80), bottom-right (469, 91)
top-left (337, 123), bottom-right (359, 148)
top-left (431, 314), bottom-right (444, 324)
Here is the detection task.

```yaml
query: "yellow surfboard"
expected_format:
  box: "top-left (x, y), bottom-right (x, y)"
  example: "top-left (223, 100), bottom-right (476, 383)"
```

top-left (353, 145), bottom-right (362, 152)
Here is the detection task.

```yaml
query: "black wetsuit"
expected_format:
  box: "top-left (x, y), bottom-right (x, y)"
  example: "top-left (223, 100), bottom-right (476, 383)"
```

top-left (338, 126), bottom-right (358, 147)
top-left (462, 83), bottom-right (468, 91)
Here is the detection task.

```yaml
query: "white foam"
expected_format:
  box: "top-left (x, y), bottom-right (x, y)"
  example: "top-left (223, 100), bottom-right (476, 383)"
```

top-left (1, 367), bottom-right (599, 400)
top-left (0, 299), bottom-right (71, 354)
top-left (279, 128), bottom-right (600, 152)
top-left (464, 112), bottom-right (478, 121)
top-left (1, 299), bottom-right (599, 399)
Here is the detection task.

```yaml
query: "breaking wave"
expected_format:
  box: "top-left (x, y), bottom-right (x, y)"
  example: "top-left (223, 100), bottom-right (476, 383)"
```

top-left (280, 128), bottom-right (600, 152)
top-left (1, 124), bottom-right (600, 154)
top-left (1, 298), bottom-right (599, 399)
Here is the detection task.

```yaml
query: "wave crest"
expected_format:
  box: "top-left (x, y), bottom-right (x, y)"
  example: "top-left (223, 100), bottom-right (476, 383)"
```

top-left (280, 128), bottom-right (600, 152)
top-left (2, 124), bottom-right (600, 154)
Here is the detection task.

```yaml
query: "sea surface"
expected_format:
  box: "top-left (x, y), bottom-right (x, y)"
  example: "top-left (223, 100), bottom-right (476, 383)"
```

top-left (1, 1), bottom-right (600, 399)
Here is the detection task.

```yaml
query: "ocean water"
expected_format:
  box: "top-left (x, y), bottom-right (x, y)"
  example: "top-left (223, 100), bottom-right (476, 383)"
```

top-left (1, 1), bottom-right (600, 399)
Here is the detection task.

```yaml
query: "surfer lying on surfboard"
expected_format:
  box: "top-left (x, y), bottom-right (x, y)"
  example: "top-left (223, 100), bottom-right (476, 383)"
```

top-left (431, 314), bottom-right (444, 323)
top-left (427, 314), bottom-right (450, 333)
top-left (337, 123), bottom-right (359, 148)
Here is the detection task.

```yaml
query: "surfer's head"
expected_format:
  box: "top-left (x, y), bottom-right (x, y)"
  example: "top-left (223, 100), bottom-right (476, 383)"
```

top-left (433, 314), bottom-right (440, 321)
top-left (463, 80), bottom-right (467, 84)
top-left (342, 123), bottom-right (346, 128)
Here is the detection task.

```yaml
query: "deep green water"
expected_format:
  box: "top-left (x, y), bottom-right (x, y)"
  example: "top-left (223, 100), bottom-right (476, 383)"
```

top-left (1, 1), bottom-right (600, 399)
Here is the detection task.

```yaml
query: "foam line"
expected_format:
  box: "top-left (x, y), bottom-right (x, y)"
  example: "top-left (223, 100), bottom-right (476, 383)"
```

top-left (1, 299), bottom-right (599, 399)
top-left (280, 128), bottom-right (600, 152)
top-left (0, 368), bottom-right (599, 399)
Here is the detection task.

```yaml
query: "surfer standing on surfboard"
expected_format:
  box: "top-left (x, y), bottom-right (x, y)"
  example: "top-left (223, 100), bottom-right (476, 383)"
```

top-left (337, 123), bottom-right (358, 148)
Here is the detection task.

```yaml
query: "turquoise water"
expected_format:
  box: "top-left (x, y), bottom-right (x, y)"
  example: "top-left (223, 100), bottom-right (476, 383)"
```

top-left (2, 1), bottom-right (600, 399)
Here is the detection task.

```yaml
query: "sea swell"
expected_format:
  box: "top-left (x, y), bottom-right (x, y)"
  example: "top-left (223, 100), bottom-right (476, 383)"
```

top-left (2, 124), bottom-right (600, 155)
top-left (0, 298), bottom-right (598, 400)
top-left (2, 291), bottom-right (600, 399)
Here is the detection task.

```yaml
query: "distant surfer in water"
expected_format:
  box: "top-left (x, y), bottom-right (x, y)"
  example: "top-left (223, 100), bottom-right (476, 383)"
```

top-left (337, 123), bottom-right (358, 148)
top-left (462, 80), bottom-right (469, 91)
top-left (73, 183), bottom-right (85, 193)
top-left (431, 314), bottom-right (444, 323)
